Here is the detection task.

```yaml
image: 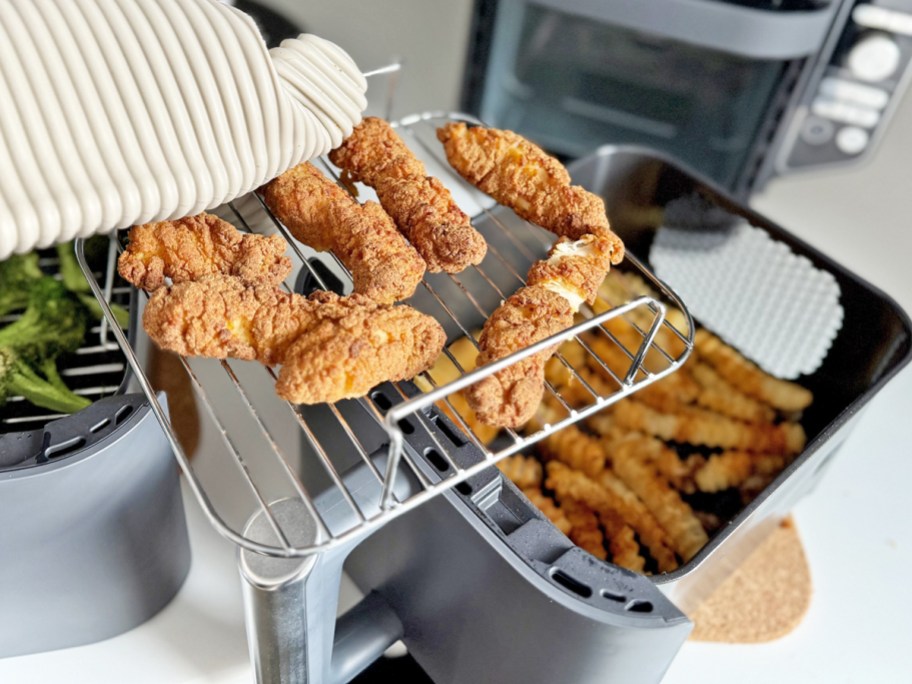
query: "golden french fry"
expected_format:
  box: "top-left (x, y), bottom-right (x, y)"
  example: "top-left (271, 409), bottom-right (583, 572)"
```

top-left (521, 487), bottom-right (573, 536)
top-left (611, 399), bottom-right (806, 455)
top-left (547, 462), bottom-right (678, 573)
top-left (693, 450), bottom-right (791, 493)
top-left (611, 440), bottom-right (709, 562)
top-left (539, 423), bottom-right (608, 479)
top-left (690, 361), bottom-right (777, 423)
top-left (557, 497), bottom-right (608, 560)
top-left (694, 330), bottom-right (813, 412)
top-left (598, 508), bottom-right (647, 573)
top-left (497, 454), bottom-right (543, 490)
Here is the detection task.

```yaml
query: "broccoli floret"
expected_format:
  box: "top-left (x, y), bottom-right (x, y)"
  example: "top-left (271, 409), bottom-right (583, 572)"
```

top-left (0, 278), bottom-right (91, 414)
top-left (0, 252), bottom-right (43, 317)
top-left (0, 349), bottom-right (90, 414)
top-left (56, 241), bottom-right (130, 329)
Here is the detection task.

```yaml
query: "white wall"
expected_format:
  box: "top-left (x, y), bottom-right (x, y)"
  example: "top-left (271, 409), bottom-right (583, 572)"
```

top-left (261, 0), bottom-right (475, 118)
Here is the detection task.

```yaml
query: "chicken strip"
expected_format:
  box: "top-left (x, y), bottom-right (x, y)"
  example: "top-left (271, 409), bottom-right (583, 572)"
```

top-left (527, 234), bottom-right (619, 308)
top-left (466, 233), bottom-right (620, 427)
top-left (465, 285), bottom-right (574, 428)
top-left (437, 122), bottom-right (624, 263)
top-left (329, 117), bottom-right (487, 273)
top-left (261, 162), bottom-right (425, 304)
top-left (118, 212), bottom-right (291, 290)
top-left (142, 275), bottom-right (445, 404)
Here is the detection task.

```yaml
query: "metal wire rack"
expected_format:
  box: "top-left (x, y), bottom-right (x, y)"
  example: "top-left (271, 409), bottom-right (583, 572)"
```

top-left (76, 112), bottom-right (694, 559)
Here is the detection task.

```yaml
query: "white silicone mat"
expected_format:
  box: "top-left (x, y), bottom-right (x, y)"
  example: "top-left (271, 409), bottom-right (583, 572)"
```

top-left (651, 195), bottom-right (843, 379)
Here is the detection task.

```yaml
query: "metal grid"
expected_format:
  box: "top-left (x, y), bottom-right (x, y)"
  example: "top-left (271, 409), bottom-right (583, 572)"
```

top-left (76, 112), bottom-right (694, 559)
top-left (1, 244), bottom-right (129, 434)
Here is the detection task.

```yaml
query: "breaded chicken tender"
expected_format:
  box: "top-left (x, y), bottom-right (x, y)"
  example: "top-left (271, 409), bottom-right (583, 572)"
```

top-left (142, 275), bottom-right (445, 404)
top-left (329, 117), bottom-right (487, 273)
top-left (465, 285), bottom-right (574, 428)
top-left (261, 162), bottom-right (425, 304)
top-left (466, 236), bottom-right (622, 426)
top-left (437, 122), bottom-right (624, 263)
top-left (527, 234), bottom-right (619, 309)
top-left (118, 212), bottom-right (291, 290)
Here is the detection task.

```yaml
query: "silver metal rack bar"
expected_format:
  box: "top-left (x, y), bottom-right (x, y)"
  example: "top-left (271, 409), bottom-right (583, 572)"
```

top-left (76, 112), bottom-right (694, 559)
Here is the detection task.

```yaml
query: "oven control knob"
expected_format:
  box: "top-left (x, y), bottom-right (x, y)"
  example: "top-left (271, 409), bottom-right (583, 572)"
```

top-left (847, 34), bottom-right (902, 82)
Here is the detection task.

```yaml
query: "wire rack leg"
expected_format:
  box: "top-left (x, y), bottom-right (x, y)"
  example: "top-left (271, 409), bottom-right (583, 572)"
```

top-left (239, 498), bottom-right (347, 684)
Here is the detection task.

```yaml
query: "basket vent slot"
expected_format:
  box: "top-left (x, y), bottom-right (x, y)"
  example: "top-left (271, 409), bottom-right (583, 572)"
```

top-left (550, 568), bottom-right (592, 598)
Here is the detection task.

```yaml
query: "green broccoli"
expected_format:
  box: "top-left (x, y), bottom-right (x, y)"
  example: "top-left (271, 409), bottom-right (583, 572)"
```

top-left (56, 241), bottom-right (130, 329)
top-left (0, 278), bottom-right (91, 414)
top-left (0, 252), bottom-right (43, 318)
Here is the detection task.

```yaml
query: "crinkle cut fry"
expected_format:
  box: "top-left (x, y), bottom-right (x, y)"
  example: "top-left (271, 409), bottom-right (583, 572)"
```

top-left (554, 496), bottom-right (608, 560)
top-left (547, 461), bottom-right (678, 573)
top-left (118, 212), bottom-right (291, 291)
top-left (539, 424), bottom-right (607, 479)
top-left (694, 450), bottom-right (791, 493)
top-left (497, 454), bottom-right (543, 490)
top-left (611, 398), bottom-right (807, 455)
top-left (610, 439), bottom-right (709, 562)
top-left (261, 162), bottom-right (425, 304)
top-left (436, 122), bottom-right (624, 262)
top-left (590, 417), bottom-right (705, 495)
top-left (690, 361), bottom-right (777, 424)
top-left (329, 117), bottom-right (486, 273)
top-left (695, 329), bottom-right (813, 412)
top-left (142, 275), bottom-right (446, 404)
top-left (521, 488), bottom-right (572, 536)
top-left (597, 508), bottom-right (647, 573)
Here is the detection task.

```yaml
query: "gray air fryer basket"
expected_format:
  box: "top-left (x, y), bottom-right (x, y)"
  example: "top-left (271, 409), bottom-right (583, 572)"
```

top-left (0, 245), bottom-right (190, 658)
top-left (342, 143), bottom-right (911, 683)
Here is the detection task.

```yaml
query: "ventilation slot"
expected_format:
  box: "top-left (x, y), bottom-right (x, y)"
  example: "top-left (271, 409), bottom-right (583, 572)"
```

top-left (549, 569), bottom-right (592, 598)
top-left (432, 413), bottom-right (466, 447)
top-left (45, 437), bottom-right (87, 460)
top-left (424, 447), bottom-right (450, 473)
top-left (626, 599), bottom-right (654, 613)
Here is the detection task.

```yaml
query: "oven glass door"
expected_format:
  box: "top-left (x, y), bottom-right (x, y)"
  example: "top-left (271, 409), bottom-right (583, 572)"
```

top-left (474, 2), bottom-right (801, 191)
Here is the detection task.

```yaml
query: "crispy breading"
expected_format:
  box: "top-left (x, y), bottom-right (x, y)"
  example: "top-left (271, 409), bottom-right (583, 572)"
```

top-left (497, 454), bottom-right (543, 490)
top-left (143, 275), bottom-right (316, 364)
top-left (330, 117), bottom-right (486, 273)
top-left (261, 162), bottom-right (425, 304)
top-left (142, 275), bottom-right (445, 403)
top-left (547, 461), bottom-right (678, 573)
top-left (695, 329), bottom-right (813, 412)
top-left (611, 399), bottom-right (807, 455)
top-left (466, 285), bottom-right (574, 427)
top-left (118, 212), bottom-right (291, 290)
top-left (275, 294), bottom-right (446, 404)
top-left (521, 487), bottom-right (572, 535)
top-left (413, 335), bottom-right (501, 446)
top-left (611, 439), bottom-right (709, 562)
top-left (527, 235), bottom-right (620, 307)
top-left (437, 122), bottom-right (624, 262)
